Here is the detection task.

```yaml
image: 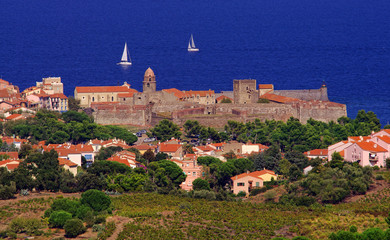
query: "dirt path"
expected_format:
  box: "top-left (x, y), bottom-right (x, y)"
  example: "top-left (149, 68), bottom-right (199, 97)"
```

top-left (343, 179), bottom-right (390, 203)
top-left (106, 215), bottom-right (132, 240)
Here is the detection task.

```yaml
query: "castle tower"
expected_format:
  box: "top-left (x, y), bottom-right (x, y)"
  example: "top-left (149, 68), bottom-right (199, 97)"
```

top-left (320, 81), bottom-right (329, 101)
top-left (143, 67), bottom-right (156, 93)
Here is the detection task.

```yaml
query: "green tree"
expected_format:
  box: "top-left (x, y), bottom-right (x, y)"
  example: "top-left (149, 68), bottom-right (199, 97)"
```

top-left (192, 178), bottom-right (211, 191)
top-left (148, 120), bottom-right (181, 141)
top-left (64, 219), bottom-right (86, 238)
top-left (220, 98), bottom-right (232, 103)
top-left (81, 189), bottom-right (111, 212)
top-left (183, 120), bottom-right (202, 138)
top-left (67, 96), bottom-right (81, 112)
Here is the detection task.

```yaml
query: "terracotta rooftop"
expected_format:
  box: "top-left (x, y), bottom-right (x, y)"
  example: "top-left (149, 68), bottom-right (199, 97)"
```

top-left (232, 170), bottom-right (276, 181)
top-left (216, 95), bottom-right (233, 102)
top-left (377, 135), bottom-right (390, 144)
top-left (356, 141), bottom-right (387, 152)
top-left (348, 136), bottom-right (371, 142)
top-left (6, 114), bottom-right (23, 120)
top-left (162, 88), bottom-right (186, 99)
top-left (58, 158), bottom-right (77, 167)
top-left (75, 86), bottom-right (132, 93)
top-left (159, 143), bottom-right (182, 153)
top-left (304, 149), bottom-right (328, 156)
top-left (182, 90), bottom-right (215, 98)
top-left (258, 84), bottom-right (274, 89)
top-left (50, 93), bottom-right (68, 99)
top-left (260, 93), bottom-right (300, 104)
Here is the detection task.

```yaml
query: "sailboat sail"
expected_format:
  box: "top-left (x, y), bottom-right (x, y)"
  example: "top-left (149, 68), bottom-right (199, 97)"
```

top-left (118, 42), bottom-right (132, 65)
top-left (188, 34), bottom-right (199, 52)
top-left (191, 35), bottom-right (196, 48)
top-left (121, 43), bottom-right (128, 62)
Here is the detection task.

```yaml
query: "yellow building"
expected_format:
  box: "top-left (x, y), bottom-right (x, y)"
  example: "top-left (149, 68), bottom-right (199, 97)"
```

top-left (74, 82), bottom-right (138, 108)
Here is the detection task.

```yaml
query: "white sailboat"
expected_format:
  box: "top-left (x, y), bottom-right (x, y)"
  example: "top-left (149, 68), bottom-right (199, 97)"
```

top-left (188, 34), bottom-right (199, 52)
top-left (117, 42), bottom-right (132, 65)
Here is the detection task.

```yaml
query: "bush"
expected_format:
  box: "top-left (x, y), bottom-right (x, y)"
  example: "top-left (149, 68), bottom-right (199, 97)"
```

top-left (97, 221), bottom-right (116, 240)
top-left (95, 215), bottom-right (106, 224)
top-left (192, 178), bottom-right (211, 191)
top-left (64, 219), bottom-right (86, 238)
top-left (75, 205), bottom-right (93, 220)
top-left (373, 165), bottom-right (380, 171)
top-left (376, 175), bottom-right (384, 180)
top-left (236, 191), bottom-right (247, 197)
top-left (249, 187), bottom-right (267, 196)
top-left (8, 217), bottom-right (44, 235)
top-left (51, 198), bottom-right (81, 216)
top-left (0, 182), bottom-right (16, 200)
top-left (263, 190), bottom-right (276, 202)
top-left (193, 190), bottom-right (216, 200)
top-left (49, 211), bottom-right (72, 228)
top-left (350, 225), bottom-right (357, 233)
top-left (92, 224), bottom-right (105, 232)
top-left (81, 190), bottom-right (111, 212)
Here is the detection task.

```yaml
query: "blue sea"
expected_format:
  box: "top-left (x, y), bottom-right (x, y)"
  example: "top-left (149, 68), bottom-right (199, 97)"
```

top-left (1, 0), bottom-right (390, 125)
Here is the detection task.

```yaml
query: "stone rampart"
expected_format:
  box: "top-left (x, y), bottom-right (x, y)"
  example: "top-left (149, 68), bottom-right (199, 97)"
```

top-left (274, 87), bottom-right (328, 101)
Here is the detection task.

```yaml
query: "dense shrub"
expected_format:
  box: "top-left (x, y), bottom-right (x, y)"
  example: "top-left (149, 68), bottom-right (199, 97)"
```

top-left (8, 218), bottom-right (44, 235)
top-left (193, 190), bottom-right (217, 200)
top-left (236, 191), bottom-right (247, 197)
top-left (0, 181), bottom-right (16, 200)
top-left (376, 174), bottom-right (384, 180)
top-left (192, 178), bottom-right (211, 191)
top-left (49, 211), bottom-right (72, 228)
top-left (75, 205), bottom-right (93, 220)
top-left (64, 219), bottom-right (86, 238)
top-left (249, 187), bottom-right (267, 196)
top-left (51, 198), bottom-right (81, 216)
top-left (81, 189), bottom-right (111, 212)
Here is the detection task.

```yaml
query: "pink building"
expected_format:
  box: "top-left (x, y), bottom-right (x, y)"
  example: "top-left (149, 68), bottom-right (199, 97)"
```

top-left (344, 141), bottom-right (388, 167)
top-left (171, 155), bottom-right (203, 191)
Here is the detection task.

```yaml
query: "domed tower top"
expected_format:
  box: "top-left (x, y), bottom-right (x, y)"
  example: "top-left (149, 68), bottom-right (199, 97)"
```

top-left (143, 67), bottom-right (156, 93)
top-left (144, 67), bottom-right (155, 77)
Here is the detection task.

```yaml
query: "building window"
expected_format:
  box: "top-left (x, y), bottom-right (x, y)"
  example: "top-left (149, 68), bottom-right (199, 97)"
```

top-left (82, 96), bottom-right (85, 100)
top-left (192, 172), bottom-right (196, 176)
top-left (92, 97), bottom-right (95, 102)
top-left (256, 182), bottom-right (259, 187)
top-left (123, 98), bottom-right (126, 101)
top-left (112, 96), bottom-right (114, 101)
top-left (149, 77), bottom-right (151, 81)
top-left (237, 182), bottom-right (245, 186)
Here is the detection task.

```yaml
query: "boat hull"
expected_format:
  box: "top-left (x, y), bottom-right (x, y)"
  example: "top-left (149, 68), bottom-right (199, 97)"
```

top-left (188, 48), bottom-right (199, 52)
top-left (117, 61), bottom-right (132, 65)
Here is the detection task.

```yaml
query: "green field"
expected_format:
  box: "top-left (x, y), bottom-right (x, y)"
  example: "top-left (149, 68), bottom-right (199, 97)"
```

top-left (112, 190), bottom-right (390, 240)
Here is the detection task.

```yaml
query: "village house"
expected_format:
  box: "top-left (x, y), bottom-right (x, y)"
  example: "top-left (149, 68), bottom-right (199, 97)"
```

top-left (158, 142), bottom-right (183, 160)
top-left (58, 158), bottom-right (78, 176)
top-left (74, 82), bottom-right (138, 108)
top-left (230, 169), bottom-right (277, 195)
top-left (304, 149), bottom-right (328, 159)
top-left (0, 159), bottom-right (20, 171)
top-left (35, 77), bottom-right (64, 95)
top-left (344, 141), bottom-right (387, 167)
top-left (241, 143), bottom-right (269, 155)
top-left (171, 154), bottom-right (204, 191)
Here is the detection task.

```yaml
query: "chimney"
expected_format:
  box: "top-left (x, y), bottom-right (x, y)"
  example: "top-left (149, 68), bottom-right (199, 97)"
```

top-left (247, 170), bottom-right (250, 174)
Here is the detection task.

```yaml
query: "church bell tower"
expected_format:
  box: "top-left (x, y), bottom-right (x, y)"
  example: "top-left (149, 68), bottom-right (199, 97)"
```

top-left (143, 67), bottom-right (156, 93)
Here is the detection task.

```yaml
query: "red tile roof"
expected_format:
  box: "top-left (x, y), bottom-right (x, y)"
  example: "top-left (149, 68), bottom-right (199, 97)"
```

top-left (183, 90), bottom-right (215, 98)
top-left (75, 86), bottom-right (132, 93)
top-left (131, 144), bottom-right (157, 151)
top-left (6, 163), bottom-right (19, 170)
top-left (356, 141), bottom-right (387, 152)
top-left (58, 158), bottom-right (77, 167)
top-left (231, 169), bottom-right (276, 181)
top-left (6, 114), bottom-right (23, 120)
top-left (377, 135), bottom-right (390, 144)
top-left (258, 84), bottom-right (274, 89)
top-left (162, 88), bottom-right (186, 99)
top-left (260, 93), bottom-right (300, 104)
top-left (50, 93), bottom-right (68, 99)
top-left (216, 95), bottom-right (233, 102)
top-left (0, 152), bottom-right (19, 160)
top-left (159, 144), bottom-right (182, 153)
top-left (304, 149), bottom-right (328, 156)
top-left (348, 136), bottom-right (371, 142)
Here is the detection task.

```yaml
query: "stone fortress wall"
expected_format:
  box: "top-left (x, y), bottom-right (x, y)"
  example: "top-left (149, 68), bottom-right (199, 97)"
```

top-left (89, 68), bottom-right (347, 127)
